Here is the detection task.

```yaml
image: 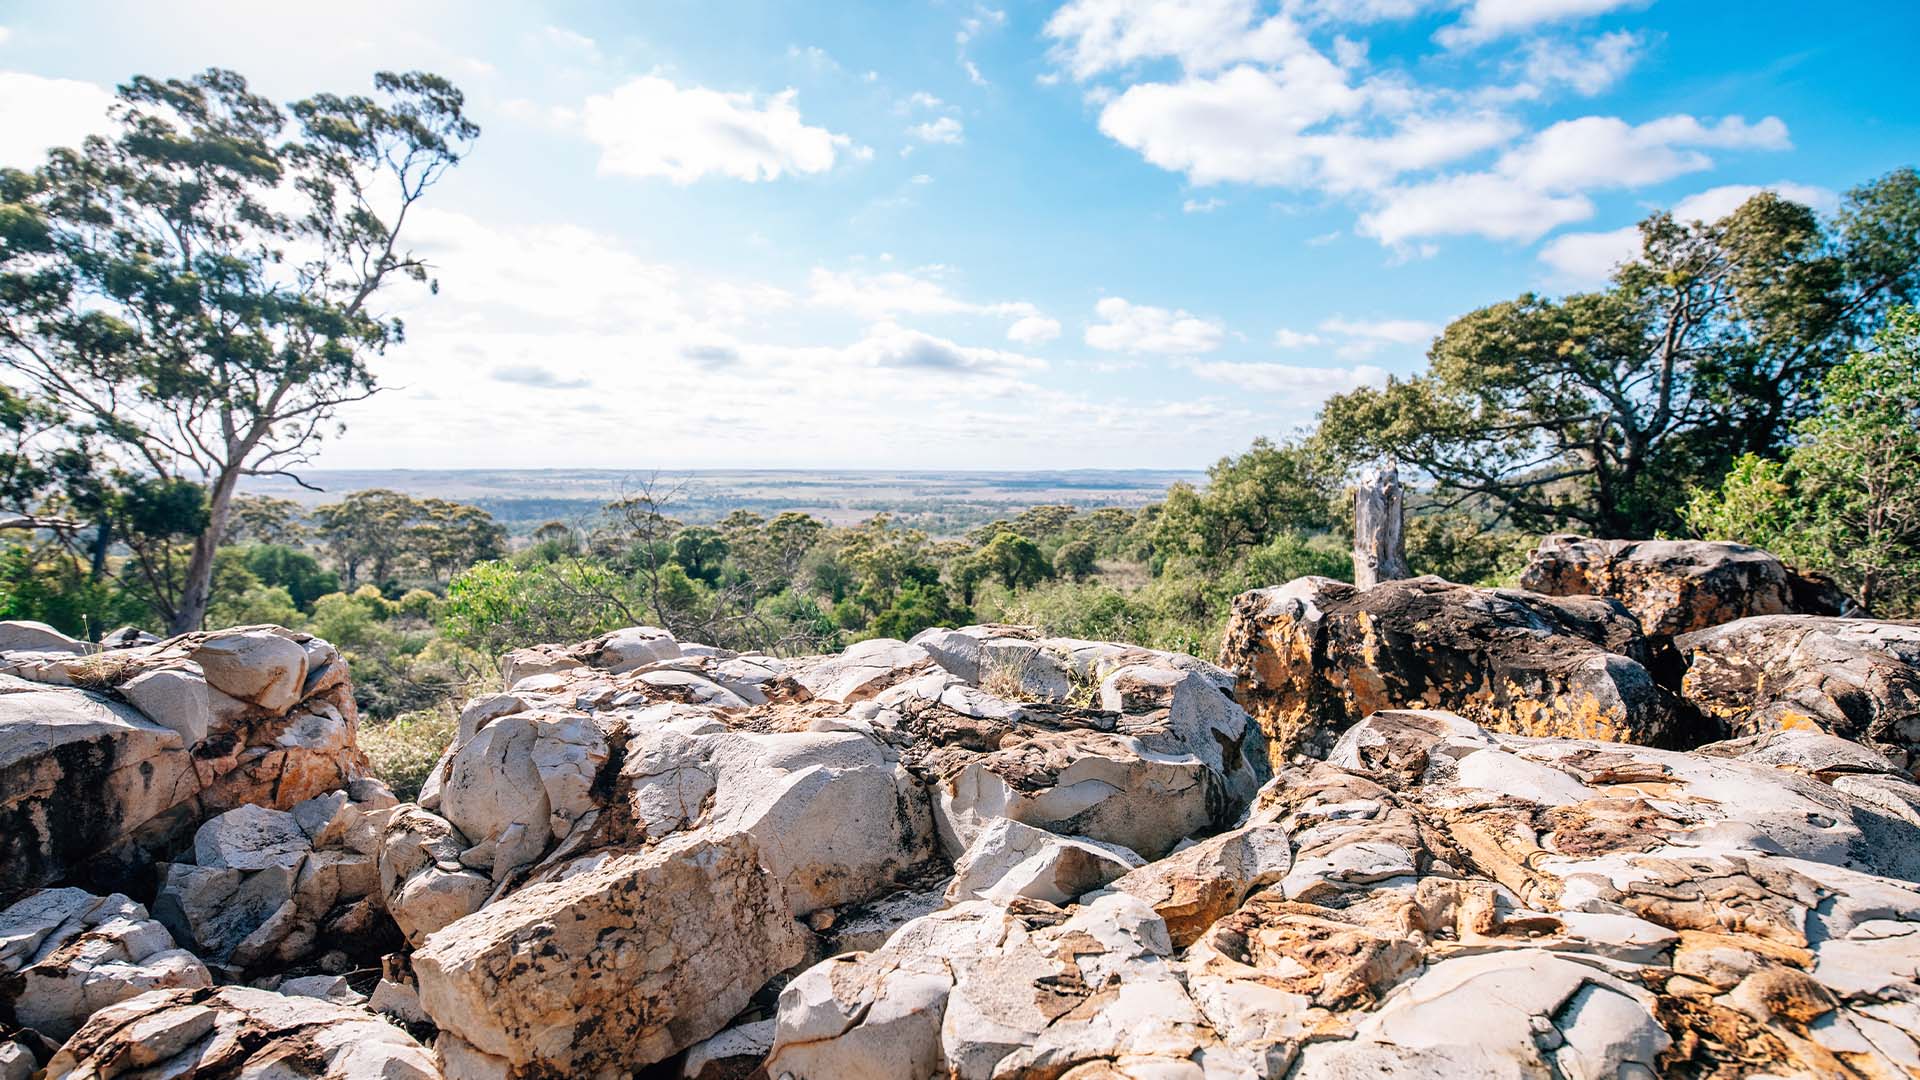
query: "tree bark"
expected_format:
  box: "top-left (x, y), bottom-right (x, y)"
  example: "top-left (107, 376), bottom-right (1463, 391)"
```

top-left (172, 469), bottom-right (241, 635)
top-left (1353, 461), bottom-right (1409, 590)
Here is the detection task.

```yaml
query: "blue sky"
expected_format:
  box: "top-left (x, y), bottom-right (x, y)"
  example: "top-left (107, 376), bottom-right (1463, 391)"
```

top-left (2, 0), bottom-right (1916, 470)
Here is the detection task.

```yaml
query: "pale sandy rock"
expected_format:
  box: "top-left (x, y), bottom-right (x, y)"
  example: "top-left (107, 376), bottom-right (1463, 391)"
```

top-left (911, 626), bottom-right (988, 683)
top-left (44, 985), bottom-right (437, 1079)
top-left (191, 629), bottom-right (309, 713)
top-left (793, 637), bottom-right (930, 702)
top-left (192, 803), bottom-right (310, 871)
top-left (116, 665), bottom-right (212, 746)
top-left (933, 730), bottom-right (1220, 861)
top-left (1108, 819), bottom-right (1292, 947)
top-left (944, 817), bottom-right (1141, 906)
top-left (0, 621), bottom-right (86, 655)
top-left (499, 644), bottom-right (582, 686)
top-left (413, 829), bottom-right (809, 1076)
top-left (380, 806), bottom-right (491, 946)
top-left (977, 636), bottom-right (1073, 702)
top-left (682, 1018), bottom-right (775, 1080)
top-left (1102, 661), bottom-right (1267, 804)
top-left (278, 973), bottom-right (364, 1005)
top-left (0, 888), bottom-right (210, 1040)
top-left (592, 625), bottom-right (682, 672)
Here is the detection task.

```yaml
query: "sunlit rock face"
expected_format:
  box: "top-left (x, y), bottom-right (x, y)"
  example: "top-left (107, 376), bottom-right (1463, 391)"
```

top-left (1518, 534), bottom-right (1836, 636)
top-left (1220, 575), bottom-right (1680, 765)
top-left (367, 623), bottom-right (1264, 1077)
top-left (11, 566), bottom-right (1920, 1080)
top-left (0, 623), bottom-right (368, 900)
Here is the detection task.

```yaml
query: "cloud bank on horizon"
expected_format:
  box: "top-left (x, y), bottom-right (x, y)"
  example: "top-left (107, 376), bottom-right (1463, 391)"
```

top-left (0, 0), bottom-right (1911, 470)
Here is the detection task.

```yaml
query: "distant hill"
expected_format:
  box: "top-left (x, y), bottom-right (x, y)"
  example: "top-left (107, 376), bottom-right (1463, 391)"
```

top-left (238, 468), bottom-right (1203, 537)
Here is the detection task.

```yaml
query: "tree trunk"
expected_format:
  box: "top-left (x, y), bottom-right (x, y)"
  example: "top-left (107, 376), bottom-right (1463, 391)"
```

top-left (172, 469), bottom-right (241, 635)
top-left (1353, 461), bottom-right (1409, 590)
top-left (90, 520), bottom-right (111, 581)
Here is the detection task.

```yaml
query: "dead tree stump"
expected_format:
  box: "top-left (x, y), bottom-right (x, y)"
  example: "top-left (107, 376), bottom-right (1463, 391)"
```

top-left (1353, 461), bottom-right (1409, 589)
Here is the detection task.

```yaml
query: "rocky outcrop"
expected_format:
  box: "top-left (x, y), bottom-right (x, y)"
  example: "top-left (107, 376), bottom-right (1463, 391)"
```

top-left (1, 888), bottom-right (209, 1041)
top-left (1678, 615), bottom-right (1920, 772)
top-left (151, 781), bottom-right (400, 976)
top-left (765, 710), bottom-right (1920, 1079)
top-left (43, 985), bottom-right (437, 1079)
top-left (1520, 535), bottom-right (1809, 635)
top-left (370, 623), bottom-right (1263, 1077)
top-left (1220, 575), bottom-right (1679, 764)
top-left (0, 625), bottom-right (368, 900)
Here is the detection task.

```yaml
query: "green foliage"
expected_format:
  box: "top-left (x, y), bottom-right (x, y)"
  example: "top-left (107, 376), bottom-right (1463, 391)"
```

top-left (1405, 513), bottom-right (1534, 587)
top-left (1686, 306), bottom-right (1920, 614)
top-left (360, 706), bottom-right (459, 802)
top-left (440, 558), bottom-right (638, 657)
top-left (1322, 171), bottom-right (1920, 538)
top-left (237, 544), bottom-right (339, 609)
top-left (869, 582), bottom-right (971, 642)
top-left (1053, 539), bottom-right (1097, 581)
top-left (1146, 438), bottom-right (1341, 570)
top-left (0, 67), bottom-right (476, 631)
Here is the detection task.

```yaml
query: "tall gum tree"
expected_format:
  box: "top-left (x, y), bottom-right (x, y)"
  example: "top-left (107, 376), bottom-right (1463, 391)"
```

top-left (0, 68), bottom-right (476, 632)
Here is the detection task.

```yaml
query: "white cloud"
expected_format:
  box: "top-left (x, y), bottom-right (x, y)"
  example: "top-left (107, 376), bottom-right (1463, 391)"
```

top-left (1362, 113), bottom-right (1790, 246)
top-left (1044, 0), bottom-right (1311, 80)
top-left (1672, 180), bottom-right (1838, 222)
top-left (909, 117), bottom-right (965, 144)
top-left (0, 27), bottom-right (12, 46)
top-left (1499, 114), bottom-right (1789, 192)
top-left (539, 24), bottom-right (600, 57)
top-left (492, 364), bottom-right (591, 390)
top-left (843, 322), bottom-right (1045, 375)
top-left (1538, 225), bottom-right (1639, 282)
top-left (807, 266), bottom-right (1038, 321)
top-left (1008, 315), bottom-right (1063, 344)
top-left (1183, 197), bottom-right (1225, 213)
top-left (1513, 31), bottom-right (1642, 97)
top-left (1085, 297), bottom-right (1226, 354)
top-left (1273, 328), bottom-right (1325, 347)
top-left (1437, 0), bottom-right (1642, 48)
top-left (0, 71), bottom-right (115, 169)
top-left (578, 76), bottom-right (854, 183)
top-left (1320, 316), bottom-right (1439, 347)
top-left (1363, 172), bottom-right (1594, 244)
top-left (1190, 360), bottom-right (1389, 394)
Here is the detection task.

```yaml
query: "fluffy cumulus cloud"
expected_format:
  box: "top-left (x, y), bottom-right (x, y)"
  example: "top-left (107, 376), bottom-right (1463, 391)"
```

top-left (0, 71), bottom-right (115, 168)
top-left (1008, 315), bottom-right (1063, 343)
top-left (1361, 113), bottom-right (1789, 245)
top-left (1271, 316), bottom-right (1440, 357)
top-left (844, 322), bottom-right (1045, 375)
top-left (1046, 0), bottom-right (1792, 252)
top-left (1085, 297), bottom-right (1226, 354)
top-left (578, 75), bottom-right (855, 183)
top-left (491, 364), bottom-right (592, 390)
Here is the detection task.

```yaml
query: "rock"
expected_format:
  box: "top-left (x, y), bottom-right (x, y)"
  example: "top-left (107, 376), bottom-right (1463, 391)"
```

top-left (944, 817), bottom-right (1141, 906)
top-left (1520, 534), bottom-right (1801, 636)
top-left (1108, 818), bottom-right (1292, 947)
top-left (932, 729), bottom-right (1223, 861)
top-left (0, 888), bottom-right (210, 1040)
top-left (1220, 575), bottom-right (1677, 765)
top-left (413, 830), bottom-right (809, 1076)
top-left (191, 629), bottom-right (309, 713)
top-left (0, 626), bottom-right (368, 899)
top-left (792, 637), bottom-right (930, 702)
top-left (1678, 615), bottom-right (1920, 771)
top-left (192, 804), bottom-right (311, 871)
top-left (1102, 661), bottom-right (1267, 804)
top-left (0, 680), bottom-right (199, 897)
top-left (499, 645), bottom-right (581, 686)
top-left (278, 974), bottom-right (364, 1005)
top-left (44, 985), bottom-right (438, 1079)
top-left (0, 621), bottom-right (86, 656)
top-left (682, 1019), bottom-right (775, 1080)
top-left (590, 625), bottom-right (681, 672)
top-left (911, 626), bottom-right (989, 683)
top-left (379, 806), bottom-right (492, 947)
top-left (115, 666), bottom-right (213, 746)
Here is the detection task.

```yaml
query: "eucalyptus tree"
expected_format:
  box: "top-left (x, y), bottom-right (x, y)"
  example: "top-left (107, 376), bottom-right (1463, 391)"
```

top-left (0, 68), bottom-right (476, 632)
